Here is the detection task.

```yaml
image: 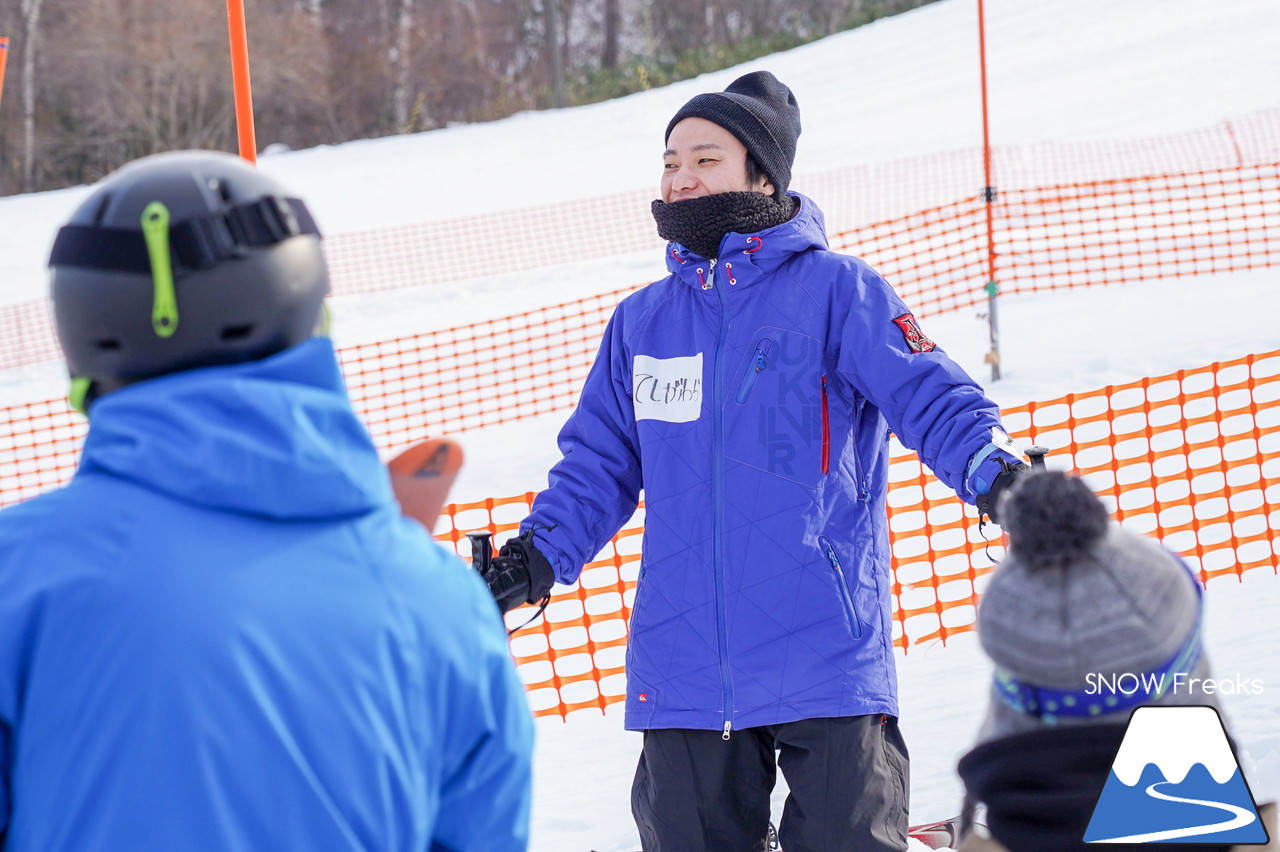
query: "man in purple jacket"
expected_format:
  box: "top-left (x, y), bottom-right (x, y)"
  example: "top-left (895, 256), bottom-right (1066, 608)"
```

top-left (483, 71), bottom-right (1028, 852)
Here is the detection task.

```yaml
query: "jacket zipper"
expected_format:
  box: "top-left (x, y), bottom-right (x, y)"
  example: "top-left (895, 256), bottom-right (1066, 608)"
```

top-left (710, 259), bottom-right (734, 740)
top-left (820, 375), bottom-right (830, 474)
top-left (851, 397), bottom-right (872, 502)
top-left (735, 338), bottom-right (773, 404)
top-left (819, 536), bottom-right (862, 639)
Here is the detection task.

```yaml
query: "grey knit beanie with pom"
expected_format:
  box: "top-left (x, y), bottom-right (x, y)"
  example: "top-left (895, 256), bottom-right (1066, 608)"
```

top-left (976, 470), bottom-right (1218, 743)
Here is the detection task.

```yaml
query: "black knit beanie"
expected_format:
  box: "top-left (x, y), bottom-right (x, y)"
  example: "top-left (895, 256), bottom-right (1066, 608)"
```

top-left (666, 71), bottom-right (802, 196)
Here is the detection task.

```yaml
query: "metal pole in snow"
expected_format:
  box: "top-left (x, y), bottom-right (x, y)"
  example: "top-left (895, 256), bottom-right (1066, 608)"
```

top-left (977, 0), bottom-right (1001, 381)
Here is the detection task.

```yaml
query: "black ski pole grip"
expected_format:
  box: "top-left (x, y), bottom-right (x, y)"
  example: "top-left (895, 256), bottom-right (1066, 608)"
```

top-left (466, 531), bottom-right (494, 575)
top-left (1026, 445), bottom-right (1050, 469)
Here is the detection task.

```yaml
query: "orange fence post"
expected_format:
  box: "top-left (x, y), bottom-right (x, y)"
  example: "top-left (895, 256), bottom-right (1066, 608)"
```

top-left (225, 1), bottom-right (257, 164)
top-left (976, 0), bottom-right (1002, 381)
top-left (0, 37), bottom-right (10, 114)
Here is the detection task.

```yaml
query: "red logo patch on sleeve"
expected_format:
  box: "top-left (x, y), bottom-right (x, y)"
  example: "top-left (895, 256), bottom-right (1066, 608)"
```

top-left (892, 313), bottom-right (937, 353)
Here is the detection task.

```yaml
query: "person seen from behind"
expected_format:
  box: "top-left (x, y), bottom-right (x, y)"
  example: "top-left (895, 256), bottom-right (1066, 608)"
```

top-left (0, 151), bottom-right (533, 852)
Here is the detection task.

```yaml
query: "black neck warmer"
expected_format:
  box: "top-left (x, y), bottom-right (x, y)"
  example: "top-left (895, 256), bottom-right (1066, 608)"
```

top-left (651, 191), bottom-right (797, 261)
top-left (958, 725), bottom-right (1233, 852)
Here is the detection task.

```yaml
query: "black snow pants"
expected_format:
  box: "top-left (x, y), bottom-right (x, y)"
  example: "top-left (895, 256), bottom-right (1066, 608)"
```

top-left (631, 714), bottom-right (910, 852)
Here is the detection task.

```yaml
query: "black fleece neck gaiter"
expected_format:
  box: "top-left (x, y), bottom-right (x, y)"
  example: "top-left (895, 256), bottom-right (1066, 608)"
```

top-left (651, 192), bottom-right (797, 261)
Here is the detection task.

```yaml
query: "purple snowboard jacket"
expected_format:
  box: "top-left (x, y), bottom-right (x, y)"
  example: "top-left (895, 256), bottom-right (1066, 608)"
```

top-left (526, 193), bottom-right (1019, 733)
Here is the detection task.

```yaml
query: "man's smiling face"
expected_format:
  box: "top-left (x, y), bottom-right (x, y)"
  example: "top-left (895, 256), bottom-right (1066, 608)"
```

top-left (661, 117), bottom-right (774, 203)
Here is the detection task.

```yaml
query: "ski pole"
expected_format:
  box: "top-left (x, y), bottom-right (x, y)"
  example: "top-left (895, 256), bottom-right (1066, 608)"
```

top-left (466, 531), bottom-right (493, 575)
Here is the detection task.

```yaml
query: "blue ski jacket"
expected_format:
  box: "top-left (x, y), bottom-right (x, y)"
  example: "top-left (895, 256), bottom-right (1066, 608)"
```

top-left (0, 339), bottom-right (532, 852)
top-left (525, 193), bottom-right (1020, 734)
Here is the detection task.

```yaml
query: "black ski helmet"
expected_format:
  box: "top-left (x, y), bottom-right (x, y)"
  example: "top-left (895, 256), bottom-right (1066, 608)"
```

top-left (48, 150), bottom-right (329, 412)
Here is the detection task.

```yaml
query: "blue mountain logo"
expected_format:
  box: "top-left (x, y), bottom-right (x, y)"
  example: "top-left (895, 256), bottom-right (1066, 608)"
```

top-left (1085, 705), bottom-right (1270, 844)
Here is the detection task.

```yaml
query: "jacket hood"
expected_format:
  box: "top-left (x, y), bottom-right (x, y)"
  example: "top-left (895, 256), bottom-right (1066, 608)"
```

top-left (664, 191), bottom-right (828, 288)
top-left (78, 338), bottom-right (393, 520)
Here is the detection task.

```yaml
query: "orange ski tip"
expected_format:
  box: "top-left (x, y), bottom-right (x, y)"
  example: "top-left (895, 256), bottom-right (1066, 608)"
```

top-left (388, 437), bottom-right (464, 532)
top-left (387, 437), bottom-right (464, 479)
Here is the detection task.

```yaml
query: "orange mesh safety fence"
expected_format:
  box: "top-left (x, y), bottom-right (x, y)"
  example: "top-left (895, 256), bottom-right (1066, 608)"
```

top-left (0, 292), bottom-right (647, 507)
top-left (828, 163), bottom-right (1280, 319)
top-left (5, 159), bottom-right (1273, 456)
top-left (985, 109), bottom-right (1279, 191)
top-left (324, 192), bottom-right (658, 298)
top-left (0, 298), bottom-right (56, 374)
top-left (993, 165), bottom-right (1280, 298)
top-left (4, 109), bottom-right (1277, 372)
top-left (0, 397), bottom-right (84, 506)
top-left (412, 351), bottom-right (1278, 719)
top-left (0, 283), bottom-right (636, 503)
top-left (341, 286), bottom-right (638, 453)
top-left (830, 196), bottom-right (990, 318)
top-left (2, 345), bottom-right (1278, 716)
top-left (316, 106), bottom-right (1280, 300)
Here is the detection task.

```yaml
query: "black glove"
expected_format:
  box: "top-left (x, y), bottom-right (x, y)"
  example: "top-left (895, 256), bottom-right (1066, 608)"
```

top-left (481, 531), bottom-right (556, 614)
top-left (975, 459), bottom-right (1031, 526)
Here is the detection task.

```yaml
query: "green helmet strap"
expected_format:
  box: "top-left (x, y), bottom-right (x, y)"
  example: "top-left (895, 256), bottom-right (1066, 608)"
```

top-left (141, 201), bottom-right (180, 338)
top-left (69, 376), bottom-right (93, 417)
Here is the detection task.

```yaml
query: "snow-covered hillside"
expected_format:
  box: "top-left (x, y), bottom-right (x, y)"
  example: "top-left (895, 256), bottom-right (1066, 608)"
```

top-left (2, 0), bottom-right (1278, 303)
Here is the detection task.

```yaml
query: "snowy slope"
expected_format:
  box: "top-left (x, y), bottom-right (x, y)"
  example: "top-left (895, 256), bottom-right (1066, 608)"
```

top-left (1, 1), bottom-right (1278, 850)
top-left (2, 0), bottom-right (1278, 303)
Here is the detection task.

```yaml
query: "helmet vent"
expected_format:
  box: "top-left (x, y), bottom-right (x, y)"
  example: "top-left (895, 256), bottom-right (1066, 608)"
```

top-left (213, 179), bottom-right (234, 204)
top-left (220, 324), bottom-right (254, 342)
top-left (91, 193), bottom-right (112, 226)
top-left (94, 339), bottom-right (122, 351)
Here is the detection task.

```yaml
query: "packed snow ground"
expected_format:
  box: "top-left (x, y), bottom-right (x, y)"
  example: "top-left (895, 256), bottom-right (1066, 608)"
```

top-left (1, 0), bottom-right (1279, 850)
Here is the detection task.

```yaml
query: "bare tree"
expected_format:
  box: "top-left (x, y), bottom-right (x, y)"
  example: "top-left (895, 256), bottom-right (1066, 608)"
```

top-left (601, 0), bottom-right (619, 70)
top-left (0, 0), bottom-right (942, 196)
top-left (391, 0), bottom-right (413, 131)
top-left (17, 0), bottom-right (43, 190)
top-left (250, 0), bottom-right (337, 149)
top-left (546, 0), bottom-right (565, 108)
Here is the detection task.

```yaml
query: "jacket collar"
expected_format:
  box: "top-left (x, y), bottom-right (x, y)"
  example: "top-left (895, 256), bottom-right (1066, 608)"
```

top-left (79, 338), bottom-right (393, 521)
top-left (664, 192), bottom-right (828, 292)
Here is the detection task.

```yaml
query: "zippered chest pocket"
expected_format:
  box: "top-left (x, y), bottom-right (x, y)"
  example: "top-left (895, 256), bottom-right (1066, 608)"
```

top-left (735, 338), bottom-right (774, 403)
top-left (723, 329), bottom-right (825, 487)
